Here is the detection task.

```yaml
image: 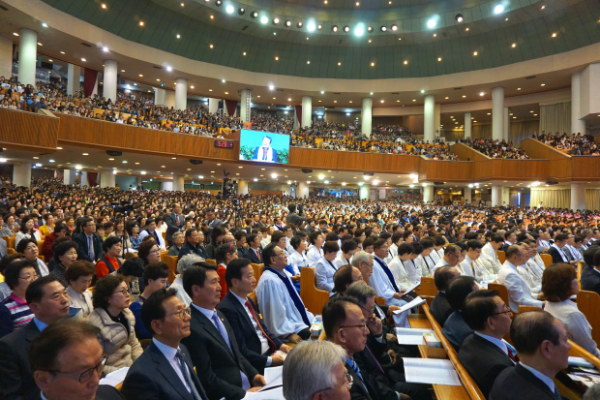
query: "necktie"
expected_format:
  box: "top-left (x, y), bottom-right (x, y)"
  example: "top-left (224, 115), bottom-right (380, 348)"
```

top-left (364, 346), bottom-right (385, 374)
top-left (506, 346), bottom-right (517, 363)
top-left (245, 300), bottom-right (277, 353)
top-left (175, 214), bottom-right (180, 226)
top-left (211, 312), bottom-right (231, 350)
top-left (262, 147), bottom-right (268, 160)
top-left (88, 236), bottom-right (94, 260)
top-left (555, 386), bottom-right (562, 400)
top-left (256, 249), bottom-right (261, 262)
top-left (348, 359), bottom-right (365, 386)
top-left (176, 349), bottom-right (206, 400)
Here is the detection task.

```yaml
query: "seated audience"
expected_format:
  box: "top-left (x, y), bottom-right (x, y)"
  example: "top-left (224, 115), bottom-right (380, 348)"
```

top-left (178, 228), bottom-right (208, 260)
top-left (306, 230), bottom-right (324, 267)
top-left (536, 131), bottom-right (599, 156)
top-left (129, 262), bottom-right (170, 340)
top-left (122, 288), bottom-right (208, 400)
top-left (315, 241), bottom-right (341, 294)
top-left (256, 243), bottom-right (314, 342)
top-left (465, 137), bottom-right (530, 159)
top-left (432, 244), bottom-right (462, 273)
top-left (542, 263), bottom-right (599, 356)
top-left (334, 239), bottom-right (358, 269)
top-left (73, 217), bottom-right (103, 263)
top-left (0, 259), bottom-right (39, 337)
top-left (442, 275), bottom-right (478, 351)
top-left (459, 290), bottom-right (515, 399)
top-left (0, 253), bottom-right (23, 301)
top-left (218, 258), bottom-right (291, 374)
top-left (389, 242), bottom-right (417, 290)
top-left (29, 319), bottom-right (123, 400)
top-left (171, 254), bottom-right (204, 307)
top-left (138, 239), bottom-right (162, 268)
top-left (430, 266), bottom-right (461, 327)
top-left (88, 274), bottom-right (143, 373)
top-left (332, 265), bottom-right (364, 296)
top-left (497, 245), bottom-right (543, 311)
top-left (245, 233), bottom-right (264, 264)
top-left (49, 240), bottom-right (79, 288)
top-left (285, 235), bottom-right (307, 291)
top-left (0, 276), bottom-right (70, 399)
top-left (180, 263), bottom-right (266, 399)
top-left (282, 340), bottom-right (351, 400)
top-left (548, 233), bottom-right (576, 265)
top-left (65, 260), bottom-right (95, 319)
top-left (95, 236), bottom-right (123, 278)
top-left (41, 222), bottom-right (68, 261)
top-left (489, 311), bottom-right (571, 400)
top-left (581, 248), bottom-right (600, 295)
top-left (138, 218), bottom-right (167, 250)
top-left (15, 215), bottom-right (41, 244)
top-left (16, 237), bottom-right (50, 276)
top-left (167, 231), bottom-right (185, 256)
top-left (481, 234), bottom-right (504, 273)
top-left (215, 243), bottom-right (239, 300)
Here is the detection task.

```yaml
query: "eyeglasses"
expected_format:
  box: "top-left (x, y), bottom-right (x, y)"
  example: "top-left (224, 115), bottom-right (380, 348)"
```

top-left (113, 288), bottom-right (130, 296)
top-left (19, 274), bottom-right (39, 282)
top-left (167, 308), bottom-right (190, 320)
top-left (150, 249), bottom-right (161, 254)
top-left (492, 305), bottom-right (513, 316)
top-left (359, 305), bottom-right (375, 314)
top-left (309, 370), bottom-right (353, 397)
top-left (50, 355), bottom-right (107, 383)
top-left (338, 323), bottom-right (368, 332)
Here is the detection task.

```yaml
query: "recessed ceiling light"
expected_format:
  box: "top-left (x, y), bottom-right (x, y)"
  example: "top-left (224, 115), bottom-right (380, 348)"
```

top-left (108, 158), bottom-right (114, 161)
top-left (156, 79), bottom-right (160, 82)
top-left (225, 92), bottom-right (229, 94)
top-left (13, 32), bottom-right (19, 36)
top-left (48, 59), bottom-right (53, 62)
top-left (412, 99), bottom-right (416, 102)
top-left (494, 5), bottom-right (504, 14)
top-left (396, 100), bottom-right (400, 102)
top-left (210, 15), bottom-right (214, 19)
top-left (473, 51), bottom-right (478, 56)
top-left (511, 43), bottom-right (516, 48)
top-left (275, 56), bottom-right (279, 60)
top-left (121, 69), bottom-right (125, 73)
top-left (82, 153), bottom-right (89, 156)
top-left (139, 21), bottom-right (144, 26)
top-left (338, 62), bottom-right (341, 66)
top-left (209, 89), bottom-right (213, 91)
top-left (437, 57), bottom-right (442, 61)
top-left (176, 34), bottom-right (181, 39)
top-left (466, 27), bottom-right (470, 31)
top-left (243, 52), bottom-right (247, 56)
top-left (33, 157), bottom-right (39, 159)
top-left (541, 83), bottom-right (545, 86)
top-left (209, 44), bottom-right (213, 49)
top-left (370, 62), bottom-right (375, 67)
top-left (479, 92), bottom-right (484, 96)
top-left (81, 58), bottom-right (86, 62)
top-left (551, 32), bottom-right (557, 38)
top-left (404, 60), bottom-right (408, 65)
top-left (101, 3), bottom-right (107, 8)
top-left (462, 95), bottom-right (467, 98)
top-left (172, 157), bottom-right (177, 160)
top-left (541, 5), bottom-right (545, 9)
top-left (517, 87), bottom-right (521, 90)
top-left (433, 33), bottom-right (437, 37)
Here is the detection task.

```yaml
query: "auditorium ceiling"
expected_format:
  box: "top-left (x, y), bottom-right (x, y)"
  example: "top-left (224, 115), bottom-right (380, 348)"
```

top-left (23, 0), bottom-right (600, 79)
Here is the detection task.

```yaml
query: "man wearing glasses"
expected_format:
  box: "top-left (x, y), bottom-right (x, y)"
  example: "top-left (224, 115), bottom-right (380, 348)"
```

top-left (29, 319), bottom-right (122, 400)
top-left (122, 288), bottom-right (208, 400)
top-left (432, 244), bottom-right (463, 274)
top-left (459, 290), bottom-right (515, 399)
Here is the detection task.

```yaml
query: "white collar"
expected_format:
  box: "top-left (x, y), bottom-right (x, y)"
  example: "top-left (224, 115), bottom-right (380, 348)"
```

top-left (474, 331), bottom-right (509, 356)
top-left (230, 290), bottom-right (249, 306)
top-left (518, 362), bottom-right (556, 394)
top-left (152, 337), bottom-right (180, 361)
top-left (191, 303), bottom-right (216, 321)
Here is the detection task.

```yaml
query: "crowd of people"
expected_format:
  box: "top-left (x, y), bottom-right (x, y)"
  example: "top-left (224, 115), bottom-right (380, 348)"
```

top-left (461, 138), bottom-right (530, 159)
top-left (0, 179), bottom-right (600, 399)
top-left (534, 132), bottom-right (600, 156)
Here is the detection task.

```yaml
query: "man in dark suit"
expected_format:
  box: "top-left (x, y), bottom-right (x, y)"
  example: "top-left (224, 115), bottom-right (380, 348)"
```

top-left (218, 259), bottom-right (290, 374)
top-left (178, 228), bottom-right (208, 260)
top-left (459, 290), bottom-right (515, 399)
top-left (245, 233), bottom-right (263, 264)
top-left (581, 249), bottom-right (600, 295)
top-left (429, 266), bottom-right (460, 327)
top-left (548, 233), bottom-right (576, 265)
top-left (180, 263), bottom-right (265, 400)
top-left (73, 217), bottom-right (103, 262)
top-left (500, 230), bottom-right (517, 253)
top-left (164, 203), bottom-right (185, 246)
top-left (30, 319), bottom-right (123, 400)
top-left (489, 311), bottom-right (571, 400)
top-left (0, 276), bottom-right (71, 400)
top-left (122, 288), bottom-right (208, 400)
top-left (251, 135), bottom-right (278, 162)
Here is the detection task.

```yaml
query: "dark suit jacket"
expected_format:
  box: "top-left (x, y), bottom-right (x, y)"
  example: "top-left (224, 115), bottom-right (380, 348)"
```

top-left (489, 364), bottom-right (557, 400)
top-left (164, 213), bottom-right (185, 242)
top-left (548, 246), bottom-right (566, 264)
top-left (73, 231), bottom-right (104, 262)
top-left (442, 311), bottom-right (473, 352)
top-left (217, 292), bottom-right (283, 374)
top-left (122, 342), bottom-right (207, 400)
top-left (181, 307), bottom-right (258, 400)
top-left (95, 385), bottom-right (124, 400)
top-left (345, 360), bottom-right (372, 400)
top-left (581, 265), bottom-right (600, 295)
top-left (354, 349), bottom-right (398, 400)
top-left (430, 292), bottom-right (453, 327)
top-left (252, 147), bottom-right (277, 162)
top-left (0, 320), bottom-right (41, 400)
top-left (458, 334), bottom-right (514, 399)
top-left (245, 248), bottom-right (262, 264)
top-left (178, 242), bottom-right (208, 260)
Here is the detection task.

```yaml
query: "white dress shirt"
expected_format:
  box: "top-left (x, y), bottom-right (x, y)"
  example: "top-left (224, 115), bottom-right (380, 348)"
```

top-left (459, 255), bottom-right (476, 277)
top-left (230, 291), bottom-right (272, 365)
top-left (139, 228), bottom-right (167, 250)
top-left (481, 243), bottom-right (502, 273)
top-left (518, 362), bottom-right (556, 395)
top-left (429, 248), bottom-right (442, 264)
top-left (414, 254), bottom-right (433, 278)
top-left (385, 243), bottom-right (398, 264)
top-left (152, 337), bottom-right (191, 392)
top-left (288, 251), bottom-right (307, 275)
top-left (314, 256), bottom-right (338, 294)
top-left (497, 260), bottom-right (543, 311)
top-left (306, 245), bottom-right (323, 267)
top-left (388, 256), bottom-right (413, 290)
top-left (544, 299), bottom-right (600, 357)
top-left (432, 258), bottom-right (451, 274)
top-left (333, 253), bottom-right (352, 269)
top-left (170, 275), bottom-right (192, 307)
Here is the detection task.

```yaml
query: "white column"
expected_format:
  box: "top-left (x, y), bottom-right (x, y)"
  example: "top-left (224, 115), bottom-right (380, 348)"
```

top-left (173, 175), bottom-right (185, 192)
top-left (0, 36), bottom-right (13, 80)
top-left (175, 78), bottom-right (187, 111)
top-left (298, 182), bottom-right (309, 199)
top-left (165, 90), bottom-right (176, 108)
top-left (240, 89), bottom-right (251, 122)
top-left (571, 183), bottom-right (585, 211)
top-left (237, 179), bottom-right (248, 195)
top-left (491, 185), bottom-right (503, 207)
top-left (434, 104), bottom-right (441, 140)
top-left (103, 60), bottom-right (118, 101)
top-left (63, 169), bottom-right (71, 185)
top-left (571, 73), bottom-right (586, 134)
top-left (161, 181), bottom-right (173, 191)
top-left (282, 184), bottom-right (291, 196)
top-left (492, 87), bottom-right (504, 141)
top-left (424, 95), bottom-right (435, 143)
top-left (301, 96), bottom-right (312, 128)
top-left (18, 29), bottom-right (37, 86)
top-left (12, 163), bottom-right (32, 188)
top-left (359, 184), bottom-right (369, 200)
top-left (67, 64), bottom-right (81, 96)
top-left (362, 97), bottom-right (373, 138)
top-left (464, 112), bottom-right (472, 139)
top-left (503, 107), bottom-right (510, 141)
top-left (464, 187), bottom-right (472, 204)
top-left (209, 98), bottom-right (219, 114)
top-left (100, 170), bottom-right (115, 188)
top-left (423, 185), bottom-right (434, 203)
top-left (79, 171), bottom-right (88, 187)
top-left (154, 88), bottom-right (166, 106)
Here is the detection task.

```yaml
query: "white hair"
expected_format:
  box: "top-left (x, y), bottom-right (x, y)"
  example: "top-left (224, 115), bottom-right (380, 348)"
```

top-left (351, 251), bottom-right (373, 268)
top-left (282, 341), bottom-right (346, 400)
top-left (177, 253), bottom-right (204, 274)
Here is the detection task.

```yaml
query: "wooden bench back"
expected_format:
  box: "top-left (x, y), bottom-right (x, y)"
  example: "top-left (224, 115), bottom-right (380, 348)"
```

top-left (299, 267), bottom-right (330, 315)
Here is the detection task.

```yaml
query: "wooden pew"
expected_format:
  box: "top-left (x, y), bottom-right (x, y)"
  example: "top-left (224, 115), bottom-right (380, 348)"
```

top-left (299, 267), bottom-right (330, 315)
top-left (205, 259), bottom-right (217, 266)
top-left (250, 263), bottom-right (264, 281)
top-left (540, 254), bottom-right (553, 267)
top-left (419, 276), bottom-right (438, 297)
top-left (3, 236), bottom-right (15, 250)
top-left (488, 283), bottom-right (511, 311)
top-left (577, 290), bottom-right (600, 347)
top-left (160, 254), bottom-right (178, 284)
top-left (496, 250), bottom-right (506, 265)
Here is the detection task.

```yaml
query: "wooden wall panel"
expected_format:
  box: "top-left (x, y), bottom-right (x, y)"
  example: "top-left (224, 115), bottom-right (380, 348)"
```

top-left (521, 138), bottom-right (572, 181)
top-left (419, 159), bottom-right (473, 182)
top-left (0, 108), bottom-right (59, 151)
top-left (571, 158), bottom-right (600, 180)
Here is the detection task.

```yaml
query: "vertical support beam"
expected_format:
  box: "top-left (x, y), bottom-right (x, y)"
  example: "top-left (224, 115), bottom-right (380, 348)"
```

top-left (100, 170), bottom-right (115, 188)
top-left (161, 181), bottom-right (173, 191)
top-left (173, 175), bottom-right (185, 192)
top-left (103, 60), bottom-right (118, 101)
top-left (434, 103), bottom-right (441, 141)
top-left (301, 96), bottom-right (312, 128)
top-left (67, 64), bottom-right (82, 96)
top-left (464, 187), bottom-right (472, 204)
top-left (362, 97), bottom-right (373, 138)
top-left (423, 185), bottom-right (434, 203)
top-left (79, 171), bottom-right (88, 188)
top-left (571, 183), bottom-right (585, 211)
top-left (503, 107), bottom-right (510, 141)
top-left (154, 88), bottom-right (166, 106)
top-left (237, 179), bottom-right (248, 195)
top-left (424, 95), bottom-right (435, 143)
top-left (0, 36), bottom-right (12, 79)
top-left (492, 87), bottom-right (504, 141)
top-left (209, 98), bottom-right (219, 114)
top-left (175, 78), bottom-right (187, 111)
top-left (18, 29), bottom-right (37, 86)
top-left (359, 184), bottom-right (370, 200)
top-left (240, 89), bottom-right (251, 122)
top-left (464, 112), bottom-right (472, 139)
top-left (165, 90), bottom-right (176, 108)
top-left (13, 163), bottom-right (32, 188)
top-left (491, 185), bottom-right (503, 207)
top-left (571, 72), bottom-right (586, 134)
top-left (298, 182), bottom-right (309, 199)
top-left (63, 169), bottom-right (71, 185)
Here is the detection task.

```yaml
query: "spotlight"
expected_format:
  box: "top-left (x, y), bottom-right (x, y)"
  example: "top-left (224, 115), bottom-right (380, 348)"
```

top-left (307, 21), bottom-right (316, 31)
top-left (494, 4), bottom-right (504, 14)
top-left (391, 24), bottom-right (398, 31)
top-left (260, 16), bottom-right (268, 24)
top-left (102, 46), bottom-right (109, 52)
top-left (455, 14), bottom-right (463, 22)
top-left (317, 24), bottom-right (323, 30)
top-left (238, 7), bottom-right (245, 14)
top-left (269, 84), bottom-right (275, 90)
top-left (343, 25), bottom-right (350, 32)
top-left (367, 26), bottom-right (373, 32)
top-left (354, 25), bottom-right (364, 36)
top-left (297, 21), bottom-right (303, 28)
top-left (251, 11), bottom-right (258, 18)
top-left (273, 17), bottom-right (280, 24)
top-left (215, 0), bottom-right (221, 5)
top-left (285, 20), bottom-right (291, 26)
top-left (380, 25), bottom-right (387, 32)
top-left (332, 25), bottom-right (338, 32)
top-left (225, 5), bottom-right (234, 13)
top-left (427, 18), bottom-right (437, 28)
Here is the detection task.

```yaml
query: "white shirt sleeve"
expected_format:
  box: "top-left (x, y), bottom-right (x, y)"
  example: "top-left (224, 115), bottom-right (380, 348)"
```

top-left (314, 259), bottom-right (334, 292)
top-left (501, 271), bottom-right (543, 310)
top-left (565, 312), bottom-right (600, 357)
top-left (369, 263), bottom-right (397, 301)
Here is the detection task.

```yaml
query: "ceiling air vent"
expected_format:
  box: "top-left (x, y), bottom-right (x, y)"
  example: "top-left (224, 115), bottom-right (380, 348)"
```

top-left (153, 65), bottom-right (163, 69)
top-left (526, 75), bottom-right (537, 79)
top-left (81, 42), bottom-right (92, 48)
top-left (0, 5), bottom-right (8, 11)
top-left (333, 92), bottom-right (341, 95)
top-left (453, 87), bottom-right (462, 90)
top-left (241, 25), bottom-right (248, 31)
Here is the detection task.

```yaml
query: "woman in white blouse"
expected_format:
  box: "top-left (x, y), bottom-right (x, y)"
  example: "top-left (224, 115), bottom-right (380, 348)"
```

top-left (388, 243), bottom-right (417, 290)
top-left (306, 231), bottom-right (324, 267)
top-left (65, 260), bottom-right (95, 319)
top-left (542, 263), bottom-right (600, 356)
top-left (15, 215), bottom-right (41, 245)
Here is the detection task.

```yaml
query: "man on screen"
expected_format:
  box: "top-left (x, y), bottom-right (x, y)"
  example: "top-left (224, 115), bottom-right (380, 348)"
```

top-left (252, 135), bottom-right (278, 162)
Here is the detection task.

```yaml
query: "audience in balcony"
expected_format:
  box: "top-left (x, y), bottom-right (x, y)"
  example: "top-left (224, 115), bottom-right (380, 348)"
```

top-left (535, 131), bottom-right (600, 156)
top-left (462, 138), bottom-right (530, 159)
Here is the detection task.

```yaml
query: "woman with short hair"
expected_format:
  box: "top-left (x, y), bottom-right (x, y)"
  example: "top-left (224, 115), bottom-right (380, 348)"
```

top-left (16, 238), bottom-right (49, 277)
top-left (65, 260), bottom-right (95, 319)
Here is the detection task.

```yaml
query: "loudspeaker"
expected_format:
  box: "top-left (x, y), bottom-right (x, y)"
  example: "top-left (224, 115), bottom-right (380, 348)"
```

top-left (545, 181), bottom-right (558, 186)
top-left (190, 160), bottom-right (203, 165)
top-left (302, 169), bottom-right (312, 173)
top-left (433, 182), bottom-right (444, 186)
top-left (364, 173), bottom-right (374, 176)
top-left (106, 151), bottom-right (122, 156)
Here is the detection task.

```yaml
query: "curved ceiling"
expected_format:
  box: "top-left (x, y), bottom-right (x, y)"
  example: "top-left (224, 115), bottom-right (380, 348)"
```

top-left (40, 0), bottom-right (600, 79)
